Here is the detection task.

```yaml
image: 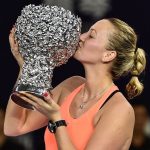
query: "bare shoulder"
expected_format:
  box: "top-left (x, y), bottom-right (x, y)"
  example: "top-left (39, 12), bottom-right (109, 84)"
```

top-left (87, 92), bottom-right (135, 149)
top-left (51, 76), bottom-right (85, 104)
top-left (101, 92), bottom-right (135, 122)
top-left (98, 92), bottom-right (135, 140)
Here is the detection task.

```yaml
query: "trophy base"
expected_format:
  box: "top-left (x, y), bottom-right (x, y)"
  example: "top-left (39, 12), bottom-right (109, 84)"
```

top-left (11, 93), bottom-right (34, 110)
top-left (11, 84), bottom-right (49, 110)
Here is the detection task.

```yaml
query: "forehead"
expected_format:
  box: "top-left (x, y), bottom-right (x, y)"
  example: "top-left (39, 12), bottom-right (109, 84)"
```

top-left (91, 19), bottom-right (115, 34)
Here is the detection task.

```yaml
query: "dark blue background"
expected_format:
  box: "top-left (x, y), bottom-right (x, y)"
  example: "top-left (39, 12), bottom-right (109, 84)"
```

top-left (0, 0), bottom-right (150, 110)
top-left (0, 1), bottom-right (150, 149)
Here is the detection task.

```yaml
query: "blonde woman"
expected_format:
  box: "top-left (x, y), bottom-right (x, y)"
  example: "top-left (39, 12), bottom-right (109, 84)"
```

top-left (5, 18), bottom-right (146, 150)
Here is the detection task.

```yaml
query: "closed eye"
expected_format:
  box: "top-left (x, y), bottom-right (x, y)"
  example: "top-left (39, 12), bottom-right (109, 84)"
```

top-left (89, 35), bottom-right (94, 38)
top-left (90, 29), bottom-right (97, 38)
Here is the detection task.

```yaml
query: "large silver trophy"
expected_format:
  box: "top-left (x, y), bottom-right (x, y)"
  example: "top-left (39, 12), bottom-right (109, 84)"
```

top-left (11, 4), bottom-right (81, 109)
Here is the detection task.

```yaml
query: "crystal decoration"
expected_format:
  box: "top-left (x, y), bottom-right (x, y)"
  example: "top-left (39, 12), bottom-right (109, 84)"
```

top-left (11, 4), bottom-right (82, 109)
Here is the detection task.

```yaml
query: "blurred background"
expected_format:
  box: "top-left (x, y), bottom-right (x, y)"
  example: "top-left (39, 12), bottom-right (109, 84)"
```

top-left (0, 0), bottom-right (150, 149)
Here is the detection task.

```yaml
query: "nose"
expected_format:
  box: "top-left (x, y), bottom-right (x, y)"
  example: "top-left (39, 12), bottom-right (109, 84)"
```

top-left (79, 32), bottom-right (87, 42)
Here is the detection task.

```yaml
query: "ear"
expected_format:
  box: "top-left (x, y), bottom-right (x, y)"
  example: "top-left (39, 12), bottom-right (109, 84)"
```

top-left (102, 51), bottom-right (117, 63)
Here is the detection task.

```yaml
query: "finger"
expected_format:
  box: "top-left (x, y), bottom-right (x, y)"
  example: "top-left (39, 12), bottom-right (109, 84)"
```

top-left (10, 46), bottom-right (20, 56)
top-left (19, 91), bottom-right (41, 102)
top-left (9, 28), bottom-right (17, 40)
top-left (19, 91), bottom-right (49, 109)
top-left (14, 92), bottom-right (37, 107)
top-left (43, 91), bottom-right (53, 105)
top-left (9, 33), bottom-right (17, 46)
top-left (10, 28), bottom-right (15, 37)
top-left (11, 27), bottom-right (16, 33)
top-left (10, 27), bottom-right (14, 33)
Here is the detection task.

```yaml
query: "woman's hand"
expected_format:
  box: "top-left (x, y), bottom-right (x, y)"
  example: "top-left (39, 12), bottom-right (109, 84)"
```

top-left (13, 91), bottom-right (61, 121)
top-left (9, 27), bottom-right (24, 68)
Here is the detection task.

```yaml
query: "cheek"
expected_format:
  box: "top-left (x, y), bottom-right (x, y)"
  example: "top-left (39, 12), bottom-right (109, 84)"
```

top-left (75, 46), bottom-right (100, 62)
top-left (84, 42), bottom-right (101, 57)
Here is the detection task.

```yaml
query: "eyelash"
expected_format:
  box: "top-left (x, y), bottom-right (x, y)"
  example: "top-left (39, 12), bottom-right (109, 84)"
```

top-left (89, 35), bottom-right (93, 38)
top-left (84, 31), bottom-right (94, 38)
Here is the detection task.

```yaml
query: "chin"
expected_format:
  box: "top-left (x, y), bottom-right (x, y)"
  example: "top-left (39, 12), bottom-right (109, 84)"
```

top-left (73, 52), bottom-right (80, 61)
top-left (73, 52), bottom-right (78, 59)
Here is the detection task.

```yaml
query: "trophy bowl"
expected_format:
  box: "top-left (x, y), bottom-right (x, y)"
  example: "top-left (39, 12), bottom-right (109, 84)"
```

top-left (11, 4), bottom-right (82, 109)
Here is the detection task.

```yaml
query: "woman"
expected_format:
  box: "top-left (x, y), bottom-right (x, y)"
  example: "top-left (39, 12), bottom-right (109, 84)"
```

top-left (4, 18), bottom-right (146, 150)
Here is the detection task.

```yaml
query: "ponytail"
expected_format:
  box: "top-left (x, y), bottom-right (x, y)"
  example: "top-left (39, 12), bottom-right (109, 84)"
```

top-left (126, 48), bottom-right (146, 99)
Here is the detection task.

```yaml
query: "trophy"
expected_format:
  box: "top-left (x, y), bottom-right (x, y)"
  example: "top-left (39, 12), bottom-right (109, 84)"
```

top-left (11, 4), bottom-right (82, 109)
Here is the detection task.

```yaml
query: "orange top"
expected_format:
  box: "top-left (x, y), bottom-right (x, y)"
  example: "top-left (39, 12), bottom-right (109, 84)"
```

top-left (44, 84), bottom-right (118, 150)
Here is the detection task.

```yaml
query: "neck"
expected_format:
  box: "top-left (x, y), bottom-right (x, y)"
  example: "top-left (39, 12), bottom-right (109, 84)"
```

top-left (83, 64), bottom-right (113, 98)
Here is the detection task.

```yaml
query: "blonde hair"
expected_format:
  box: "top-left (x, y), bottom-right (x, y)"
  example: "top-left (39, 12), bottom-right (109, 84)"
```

top-left (106, 18), bottom-right (146, 99)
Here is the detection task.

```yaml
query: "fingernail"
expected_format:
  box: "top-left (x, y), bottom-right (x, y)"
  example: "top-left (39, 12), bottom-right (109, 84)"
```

top-left (43, 92), bottom-right (48, 97)
top-left (12, 92), bottom-right (19, 95)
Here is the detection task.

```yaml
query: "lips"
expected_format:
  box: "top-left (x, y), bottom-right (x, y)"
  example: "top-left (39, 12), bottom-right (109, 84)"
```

top-left (78, 42), bottom-right (82, 48)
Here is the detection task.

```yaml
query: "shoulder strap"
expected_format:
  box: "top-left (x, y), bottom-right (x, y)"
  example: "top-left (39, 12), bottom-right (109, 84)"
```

top-left (99, 90), bottom-right (120, 110)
